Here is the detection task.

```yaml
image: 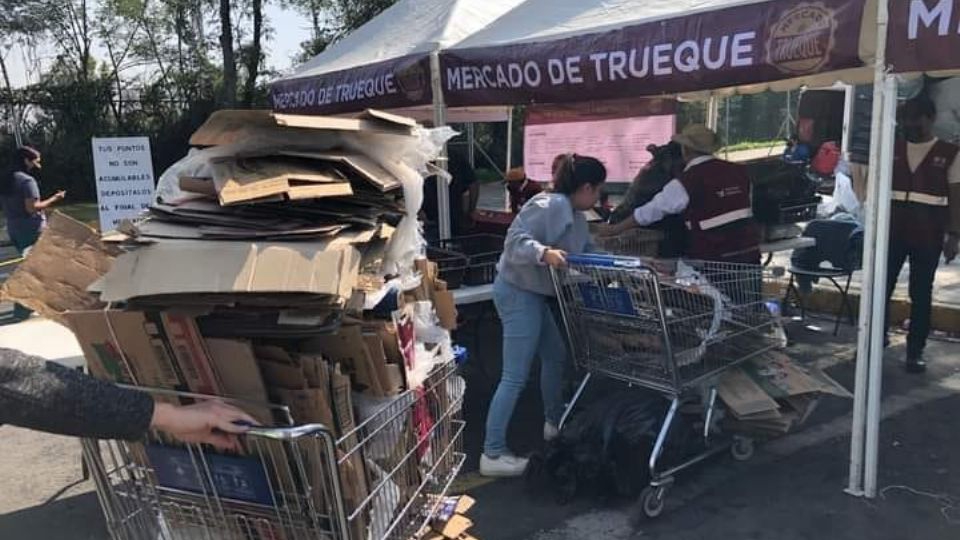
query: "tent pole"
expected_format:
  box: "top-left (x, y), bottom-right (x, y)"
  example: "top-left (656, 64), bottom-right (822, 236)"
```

top-left (864, 73), bottom-right (897, 498)
top-left (706, 96), bottom-right (719, 131)
top-left (841, 84), bottom-right (855, 160)
top-left (430, 50), bottom-right (451, 240)
top-left (506, 107), bottom-right (514, 170)
top-left (847, 0), bottom-right (890, 498)
top-left (467, 122), bottom-right (477, 168)
top-left (506, 107), bottom-right (514, 210)
top-left (724, 97), bottom-right (730, 159)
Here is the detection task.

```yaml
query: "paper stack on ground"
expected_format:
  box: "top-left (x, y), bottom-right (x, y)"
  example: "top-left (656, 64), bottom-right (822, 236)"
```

top-left (414, 495), bottom-right (479, 540)
top-left (719, 351), bottom-right (852, 437)
top-left (1, 109), bottom-right (464, 540)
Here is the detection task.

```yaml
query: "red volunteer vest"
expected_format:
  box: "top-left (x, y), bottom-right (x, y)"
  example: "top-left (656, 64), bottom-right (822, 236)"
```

top-left (680, 159), bottom-right (760, 263)
top-left (890, 138), bottom-right (958, 249)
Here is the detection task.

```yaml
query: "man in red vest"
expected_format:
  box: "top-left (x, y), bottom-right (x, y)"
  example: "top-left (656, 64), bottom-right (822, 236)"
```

top-left (886, 96), bottom-right (960, 373)
top-left (601, 124), bottom-right (761, 264)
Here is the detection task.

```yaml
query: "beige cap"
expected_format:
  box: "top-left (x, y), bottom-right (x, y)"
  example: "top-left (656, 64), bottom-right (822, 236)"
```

top-left (672, 124), bottom-right (720, 154)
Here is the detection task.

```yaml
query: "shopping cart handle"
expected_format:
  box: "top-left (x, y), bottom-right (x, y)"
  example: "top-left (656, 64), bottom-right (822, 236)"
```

top-left (245, 424), bottom-right (335, 441)
top-left (566, 253), bottom-right (646, 268)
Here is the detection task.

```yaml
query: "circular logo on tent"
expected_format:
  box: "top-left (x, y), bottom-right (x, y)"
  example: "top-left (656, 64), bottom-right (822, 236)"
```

top-left (766, 3), bottom-right (837, 74)
top-left (396, 61), bottom-right (428, 102)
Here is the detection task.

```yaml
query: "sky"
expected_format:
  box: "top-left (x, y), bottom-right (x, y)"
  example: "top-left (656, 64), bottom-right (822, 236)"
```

top-left (4, 3), bottom-right (313, 88)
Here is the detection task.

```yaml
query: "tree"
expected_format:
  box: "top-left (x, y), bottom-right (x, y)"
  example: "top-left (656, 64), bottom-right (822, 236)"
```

top-left (335, 0), bottom-right (396, 35)
top-left (286, 0), bottom-right (397, 59)
top-left (282, 0), bottom-right (333, 60)
top-left (240, 0), bottom-right (265, 107)
top-left (219, 0), bottom-right (237, 107)
top-left (0, 0), bottom-right (48, 143)
top-left (42, 1), bottom-right (96, 82)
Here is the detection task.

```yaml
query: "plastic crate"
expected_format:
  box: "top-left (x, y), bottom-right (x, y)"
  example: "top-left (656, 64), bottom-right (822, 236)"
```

top-left (427, 245), bottom-right (469, 289)
top-left (756, 196), bottom-right (821, 225)
top-left (471, 209), bottom-right (514, 236)
top-left (438, 234), bottom-right (504, 286)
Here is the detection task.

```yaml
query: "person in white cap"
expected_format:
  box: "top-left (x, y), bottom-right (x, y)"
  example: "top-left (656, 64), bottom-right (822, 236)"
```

top-left (600, 124), bottom-right (760, 264)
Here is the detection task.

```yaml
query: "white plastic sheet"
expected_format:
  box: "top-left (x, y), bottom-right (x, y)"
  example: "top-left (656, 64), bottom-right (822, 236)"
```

top-left (818, 171), bottom-right (862, 221)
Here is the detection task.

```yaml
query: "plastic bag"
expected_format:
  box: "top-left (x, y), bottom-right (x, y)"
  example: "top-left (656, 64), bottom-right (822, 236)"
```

top-left (352, 392), bottom-right (415, 461)
top-left (343, 126), bottom-right (457, 277)
top-left (672, 261), bottom-right (730, 366)
top-left (364, 459), bottom-right (400, 540)
top-left (818, 171), bottom-right (861, 221)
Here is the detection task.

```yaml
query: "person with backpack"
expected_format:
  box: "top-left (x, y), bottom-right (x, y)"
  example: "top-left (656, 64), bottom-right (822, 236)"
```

top-left (480, 154), bottom-right (607, 478)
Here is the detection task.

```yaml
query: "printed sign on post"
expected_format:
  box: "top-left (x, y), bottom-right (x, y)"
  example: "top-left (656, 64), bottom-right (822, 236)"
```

top-left (92, 137), bottom-right (155, 231)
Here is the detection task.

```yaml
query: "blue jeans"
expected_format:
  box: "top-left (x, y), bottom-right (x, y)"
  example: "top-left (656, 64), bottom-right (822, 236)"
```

top-left (484, 277), bottom-right (568, 457)
top-left (8, 227), bottom-right (39, 320)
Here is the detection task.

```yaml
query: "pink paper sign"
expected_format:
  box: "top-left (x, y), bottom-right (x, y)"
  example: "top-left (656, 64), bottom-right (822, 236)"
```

top-left (524, 114), bottom-right (676, 183)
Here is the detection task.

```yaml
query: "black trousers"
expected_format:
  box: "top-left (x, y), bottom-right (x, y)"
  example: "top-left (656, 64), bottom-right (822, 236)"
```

top-left (885, 237), bottom-right (942, 358)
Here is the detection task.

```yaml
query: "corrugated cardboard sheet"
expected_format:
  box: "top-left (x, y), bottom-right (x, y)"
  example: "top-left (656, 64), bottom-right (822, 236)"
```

top-left (2, 212), bottom-right (119, 323)
top-left (97, 240), bottom-right (361, 303)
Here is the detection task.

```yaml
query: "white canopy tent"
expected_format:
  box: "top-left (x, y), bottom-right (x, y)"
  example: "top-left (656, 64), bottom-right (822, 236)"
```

top-left (278, 0), bottom-right (526, 90)
top-left (272, 0), bottom-right (960, 499)
top-left (439, 0), bottom-right (960, 500)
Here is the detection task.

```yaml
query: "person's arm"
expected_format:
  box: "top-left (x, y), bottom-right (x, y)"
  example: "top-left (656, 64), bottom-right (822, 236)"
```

top-left (27, 191), bottom-right (65, 212)
top-left (602, 179), bottom-right (689, 236)
top-left (0, 349), bottom-right (254, 449)
top-left (20, 175), bottom-right (64, 214)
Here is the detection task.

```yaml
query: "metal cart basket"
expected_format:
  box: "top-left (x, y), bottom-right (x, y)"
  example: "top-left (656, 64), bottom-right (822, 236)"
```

top-left (551, 254), bottom-right (787, 517)
top-left (590, 227), bottom-right (663, 258)
top-left (83, 362), bottom-right (465, 540)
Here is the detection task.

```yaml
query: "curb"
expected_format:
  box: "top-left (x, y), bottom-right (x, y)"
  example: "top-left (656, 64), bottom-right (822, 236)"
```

top-left (791, 287), bottom-right (960, 333)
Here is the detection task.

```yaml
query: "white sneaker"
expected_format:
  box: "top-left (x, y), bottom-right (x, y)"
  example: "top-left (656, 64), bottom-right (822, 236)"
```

top-left (543, 422), bottom-right (560, 442)
top-left (480, 453), bottom-right (529, 478)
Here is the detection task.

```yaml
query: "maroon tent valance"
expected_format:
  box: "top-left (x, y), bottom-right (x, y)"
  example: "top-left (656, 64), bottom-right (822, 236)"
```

top-left (440, 0), bottom-right (867, 107)
top-left (888, 0), bottom-right (960, 74)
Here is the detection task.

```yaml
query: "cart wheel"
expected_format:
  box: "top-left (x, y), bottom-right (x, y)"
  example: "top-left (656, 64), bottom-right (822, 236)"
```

top-left (731, 437), bottom-right (755, 462)
top-left (639, 485), bottom-right (668, 519)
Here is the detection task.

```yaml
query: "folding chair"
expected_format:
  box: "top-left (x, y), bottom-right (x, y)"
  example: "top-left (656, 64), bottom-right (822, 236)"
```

top-left (784, 266), bottom-right (855, 336)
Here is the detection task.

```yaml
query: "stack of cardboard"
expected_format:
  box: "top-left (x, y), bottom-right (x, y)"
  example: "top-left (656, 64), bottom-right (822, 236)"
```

top-left (415, 496), bottom-right (479, 540)
top-left (2, 109), bottom-right (464, 539)
top-left (719, 352), bottom-right (851, 437)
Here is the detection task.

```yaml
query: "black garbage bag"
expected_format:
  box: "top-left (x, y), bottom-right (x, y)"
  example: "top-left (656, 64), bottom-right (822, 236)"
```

top-left (525, 389), bottom-right (695, 504)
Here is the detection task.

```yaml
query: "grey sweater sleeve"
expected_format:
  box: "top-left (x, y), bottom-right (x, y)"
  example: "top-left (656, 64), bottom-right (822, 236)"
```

top-left (0, 349), bottom-right (154, 440)
top-left (503, 194), bottom-right (572, 266)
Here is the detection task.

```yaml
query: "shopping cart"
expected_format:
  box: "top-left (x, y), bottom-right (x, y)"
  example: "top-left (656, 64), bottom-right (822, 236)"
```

top-left (551, 254), bottom-right (787, 518)
top-left (82, 361), bottom-right (466, 540)
top-left (590, 227), bottom-right (663, 257)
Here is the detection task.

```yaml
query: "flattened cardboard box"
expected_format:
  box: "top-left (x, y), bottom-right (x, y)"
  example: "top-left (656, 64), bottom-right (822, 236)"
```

top-left (741, 352), bottom-right (822, 400)
top-left (190, 109), bottom-right (414, 147)
top-left (718, 368), bottom-right (780, 418)
top-left (64, 310), bottom-right (182, 388)
top-left (97, 240), bottom-right (361, 303)
top-left (210, 157), bottom-right (354, 205)
top-left (3, 212), bottom-right (119, 324)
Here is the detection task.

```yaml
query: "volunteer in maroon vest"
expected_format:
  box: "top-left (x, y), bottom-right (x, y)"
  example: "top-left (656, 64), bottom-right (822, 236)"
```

top-left (885, 96), bottom-right (960, 374)
top-left (602, 124), bottom-right (760, 264)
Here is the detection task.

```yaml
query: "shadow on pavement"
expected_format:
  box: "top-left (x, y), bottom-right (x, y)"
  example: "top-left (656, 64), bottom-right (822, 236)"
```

top-left (0, 491), bottom-right (107, 540)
